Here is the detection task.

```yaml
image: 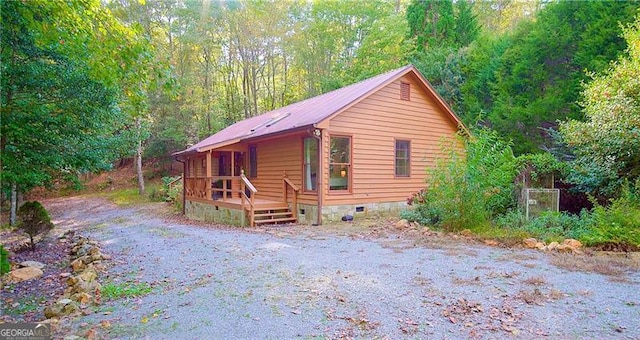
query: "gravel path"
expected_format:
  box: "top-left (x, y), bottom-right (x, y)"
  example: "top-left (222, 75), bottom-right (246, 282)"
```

top-left (46, 197), bottom-right (640, 339)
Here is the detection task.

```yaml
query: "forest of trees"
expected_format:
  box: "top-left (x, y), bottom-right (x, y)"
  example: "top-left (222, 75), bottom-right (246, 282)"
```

top-left (2, 0), bottom-right (639, 226)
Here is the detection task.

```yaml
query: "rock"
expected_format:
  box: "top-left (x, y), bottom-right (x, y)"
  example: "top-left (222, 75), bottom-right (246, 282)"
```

top-left (72, 292), bottom-right (93, 304)
top-left (88, 246), bottom-right (101, 256)
top-left (555, 244), bottom-right (573, 253)
top-left (9, 267), bottom-right (44, 283)
top-left (67, 276), bottom-right (79, 287)
top-left (45, 298), bottom-right (80, 318)
top-left (71, 258), bottom-right (86, 272)
top-left (483, 240), bottom-right (499, 247)
top-left (58, 298), bottom-right (73, 305)
top-left (563, 239), bottom-right (582, 250)
top-left (79, 266), bottom-right (98, 282)
top-left (535, 242), bottom-right (546, 250)
top-left (20, 260), bottom-right (46, 270)
top-left (546, 241), bottom-right (560, 251)
top-left (60, 272), bottom-right (72, 278)
top-left (69, 279), bottom-right (102, 296)
top-left (523, 238), bottom-right (538, 249)
top-left (460, 229), bottom-right (473, 237)
top-left (421, 227), bottom-right (431, 235)
top-left (395, 219), bottom-right (410, 230)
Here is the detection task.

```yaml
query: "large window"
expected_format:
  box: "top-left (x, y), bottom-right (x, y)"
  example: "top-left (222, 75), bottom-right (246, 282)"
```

top-left (395, 140), bottom-right (410, 177)
top-left (249, 145), bottom-right (257, 178)
top-left (329, 136), bottom-right (351, 191)
top-left (303, 138), bottom-right (318, 191)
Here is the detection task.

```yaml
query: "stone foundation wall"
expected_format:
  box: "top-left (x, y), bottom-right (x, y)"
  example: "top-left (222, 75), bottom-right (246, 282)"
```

top-left (185, 200), bottom-right (247, 227)
top-left (296, 203), bottom-right (319, 225)
top-left (321, 201), bottom-right (407, 222)
top-left (185, 200), bottom-right (406, 226)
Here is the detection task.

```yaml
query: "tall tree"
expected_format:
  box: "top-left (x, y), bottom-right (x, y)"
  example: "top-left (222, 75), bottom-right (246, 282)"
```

top-left (485, 1), bottom-right (639, 154)
top-left (407, 0), bottom-right (480, 113)
top-left (1, 0), bottom-right (130, 221)
top-left (560, 15), bottom-right (640, 196)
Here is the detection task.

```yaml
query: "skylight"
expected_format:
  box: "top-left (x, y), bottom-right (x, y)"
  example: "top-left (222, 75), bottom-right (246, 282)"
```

top-left (247, 112), bottom-right (291, 135)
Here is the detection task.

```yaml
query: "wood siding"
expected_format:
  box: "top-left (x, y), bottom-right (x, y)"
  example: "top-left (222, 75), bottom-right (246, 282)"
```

top-left (323, 73), bottom-right (461, 206)
top-left (245, 132), bottom-right (317, 205)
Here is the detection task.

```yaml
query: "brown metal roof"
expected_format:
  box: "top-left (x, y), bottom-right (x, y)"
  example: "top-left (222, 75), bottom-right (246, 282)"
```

top-left (174, 64), bottom-right (464, 156)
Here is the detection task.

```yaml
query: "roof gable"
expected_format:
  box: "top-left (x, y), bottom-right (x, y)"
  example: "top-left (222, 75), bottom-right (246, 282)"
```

top-left (175, 65), bottom-right (465, 156)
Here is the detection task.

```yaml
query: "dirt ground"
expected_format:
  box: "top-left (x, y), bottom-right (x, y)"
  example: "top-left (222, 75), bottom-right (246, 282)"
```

top-left (2, 196), bottom-right (639, 339)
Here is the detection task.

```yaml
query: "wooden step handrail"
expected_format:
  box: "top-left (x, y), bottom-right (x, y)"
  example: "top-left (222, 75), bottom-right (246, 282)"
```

top-left (282, 171), bottom-right (299, 221)
top-left (240, 170), bottom-right (258, 226)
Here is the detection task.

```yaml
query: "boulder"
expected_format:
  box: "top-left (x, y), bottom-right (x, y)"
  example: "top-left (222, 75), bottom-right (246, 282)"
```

top-left (545, 241), bottom-right (560, 251)
top-left (69, 279), bottom-right (102, 296)
top-left (555, 244), bottom-right (574, 253)
top-left (535, 242), bottom-right (546, 250)
top-left (460, 229), bottom-right (473, 237)
top-left (395, 219), bottom-right (410, 230)
top-left (20, 260), bottom-right (46, 270)
top-left (483, 240), bottom-right (499, 247)
top-left (79, 266), bottom-right (98, 282)
top-left (71, 292), bottom-right (94, 304)
top-left (9, 267), bottom-right (44, 283)
top-left (523, 238), bottom-right (538, 249)
top-left (44, 298), bottom-right (80, 318)
top-left (563, 239), bottom-right (582, 250)
top-left (71, 258), bottom-right (86, 272)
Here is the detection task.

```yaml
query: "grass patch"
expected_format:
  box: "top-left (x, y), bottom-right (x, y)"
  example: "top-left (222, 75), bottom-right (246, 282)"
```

top-left (101, 184), bottom-right (162, 206)
top-left (3, 295), bottom-right (46, 316)
top-left (103, 188), bottom-right (151, 206)
top-left (102, 281), bottom-right (153, 300)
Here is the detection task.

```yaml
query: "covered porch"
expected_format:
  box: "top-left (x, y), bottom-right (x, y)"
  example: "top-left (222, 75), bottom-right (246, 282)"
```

top-left (183, 161), bottom-right (300, 227)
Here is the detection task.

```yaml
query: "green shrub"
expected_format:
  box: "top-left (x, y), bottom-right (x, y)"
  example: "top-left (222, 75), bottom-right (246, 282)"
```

top-left (17, 201), bottom-right (54, 251)
top-left (411, 128), bottom-right (518, 231)
top-left (161, 176), bottom-right (182, 203)
top-left (0, 245), bottom-right (10, 275)
top-left (495, 210), bottom-right (592, 243)
top-left (582, 180), bottom-right (640, 248)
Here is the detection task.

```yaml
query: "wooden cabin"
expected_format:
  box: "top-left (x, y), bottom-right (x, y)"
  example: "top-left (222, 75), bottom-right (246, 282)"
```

top-left (173, 65), bottom-right (467, 227)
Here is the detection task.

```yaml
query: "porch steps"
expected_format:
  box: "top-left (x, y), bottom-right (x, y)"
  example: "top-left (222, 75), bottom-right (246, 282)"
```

top-left (252, 205), bottom-right (296, 226)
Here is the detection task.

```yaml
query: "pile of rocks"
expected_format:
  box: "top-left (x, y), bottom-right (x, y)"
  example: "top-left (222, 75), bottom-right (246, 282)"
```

top-left (523, 237), bottom-right (583, 253)
top-left (44, 233), bottom-right (110, 319)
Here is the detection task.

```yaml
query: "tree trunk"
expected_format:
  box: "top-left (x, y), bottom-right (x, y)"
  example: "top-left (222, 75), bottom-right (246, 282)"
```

top-left (10, 182), bottom-right (17, 226)
top-left (135, 118), bottom-right (146, 195)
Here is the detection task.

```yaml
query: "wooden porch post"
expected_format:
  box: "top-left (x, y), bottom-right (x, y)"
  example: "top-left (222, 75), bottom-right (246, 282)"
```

top-left (206, 151), bottom-right (212, 200)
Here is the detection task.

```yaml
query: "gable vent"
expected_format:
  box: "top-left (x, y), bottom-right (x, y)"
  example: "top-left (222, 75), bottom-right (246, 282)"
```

top-left (400, 82), bottom-right (410, 101)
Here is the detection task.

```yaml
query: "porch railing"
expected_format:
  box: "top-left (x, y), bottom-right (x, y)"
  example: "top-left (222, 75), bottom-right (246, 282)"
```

top-left (184, 176), bottom-right (242, 201)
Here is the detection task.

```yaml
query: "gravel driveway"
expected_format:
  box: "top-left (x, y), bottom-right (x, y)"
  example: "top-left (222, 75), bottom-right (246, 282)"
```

top-left (46, 197), bottom-right (640, 339)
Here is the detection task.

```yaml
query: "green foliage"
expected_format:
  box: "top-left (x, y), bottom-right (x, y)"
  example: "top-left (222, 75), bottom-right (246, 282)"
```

top-left (407, 0), bottom-right (455, 51)
top-left (407, 0), bottom-right (480, 113)
top-left (560, 15), bottom-right (640, 197)
top-left (0, 0), bottom-right (141, 194)
top-left (582, 181), bottom-right (640, 248)
top-left (493, 180), bottom-right (640, 248)
top-left (464, 1), bottom-right (639, 154)
top-left (496, 210), bottom-right (591, 243)
top-left (411, 128), bottom-right (518, 231)
top-left (17, 201), bottom-right (54, 251)
top-left (0, 245), bottom-right (10, 275)
top-left (102, 281), bottom-right (153, 300)
top-left (161, 176), bottom-right (183, 203)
